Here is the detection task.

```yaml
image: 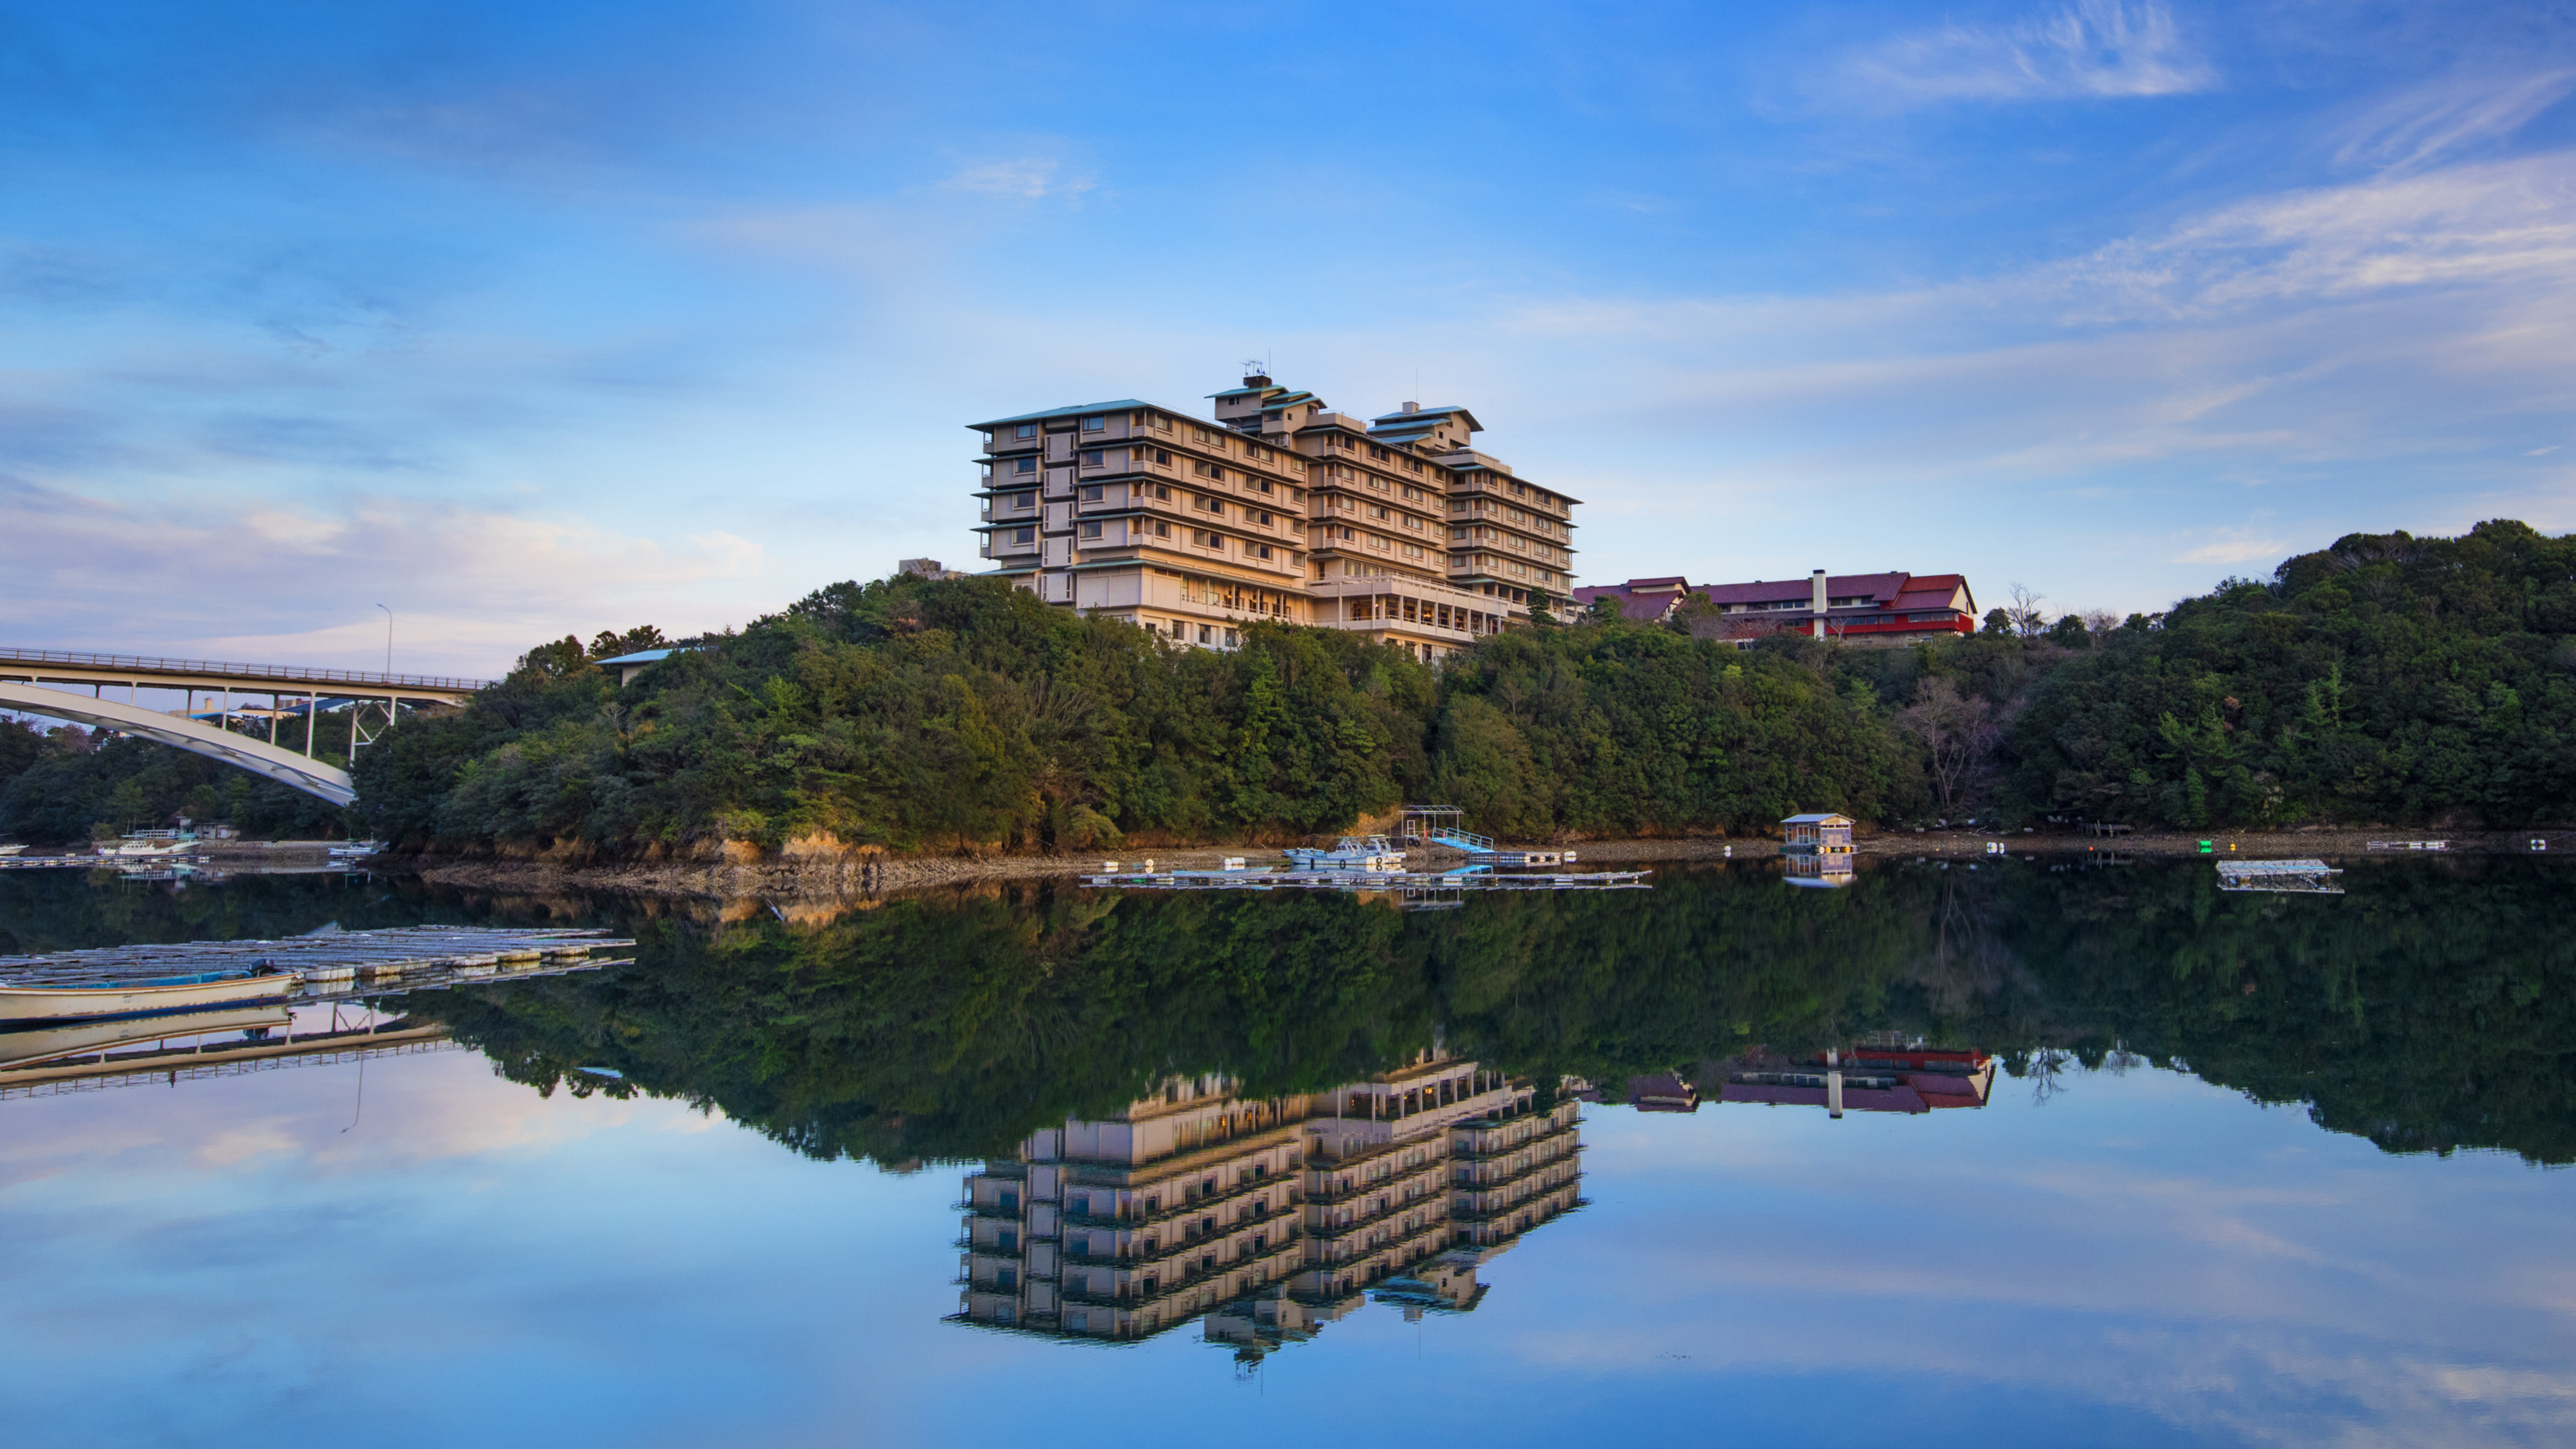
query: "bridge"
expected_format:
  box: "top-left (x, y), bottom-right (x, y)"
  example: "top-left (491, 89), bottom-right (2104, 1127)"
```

top-left (0, 647), bottom-right (491, 808)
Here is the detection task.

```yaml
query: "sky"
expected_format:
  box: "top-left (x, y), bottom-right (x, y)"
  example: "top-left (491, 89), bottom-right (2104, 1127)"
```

top-left (5, 0), bottom-right (2575, 676)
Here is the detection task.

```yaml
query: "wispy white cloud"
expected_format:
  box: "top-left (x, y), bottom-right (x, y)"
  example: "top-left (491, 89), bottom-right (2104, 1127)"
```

top-left (2060, 153), bottom-right (2576, 320)
top-left (0, 474), bottom-right (770, 675)
top-left (2334, 68), bottom-right (2576, 175)
top-left (1835, 0), bottom-right (2213, 110)
top-left (937, 158), bottom-right (1096, 201)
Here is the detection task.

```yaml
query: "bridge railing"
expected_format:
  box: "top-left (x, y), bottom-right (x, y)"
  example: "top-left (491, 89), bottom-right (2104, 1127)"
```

top-left (0, 647), bottom-right (490, 693)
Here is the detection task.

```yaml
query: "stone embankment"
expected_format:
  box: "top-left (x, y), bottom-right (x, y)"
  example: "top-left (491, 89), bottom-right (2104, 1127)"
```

top-left (386, 825), bottom-right (2560, 901)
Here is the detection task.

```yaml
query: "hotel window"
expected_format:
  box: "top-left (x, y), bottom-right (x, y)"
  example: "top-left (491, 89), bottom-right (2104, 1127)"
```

top-left (1224, 629), bottom-right (1239, 647)
top-left (1450, 528), bottom-right (1466, 540)
top-left (1014, 458), bottom-right (1037, 474)
top-left (1011, 527), bottom-right (1034, 545)
top-left (1403, 515), bottom-right (1421, 530)
top-left (1151, 483), bottom-right (1170, 500)
top-left (1368, 445), bottom-right (1390, 460)
top-left (1011, 493), bottom-right (1035, 510)
top-left (1198, 496), bottom-right (1223, 516)
top-left (1079, 485), bottom-right (1103, 502)
top-left (1193, 529), bottom-right (1223, 549)
top-left (1153, 521), bottom-right (1171, 537)
top-left (1153, 448), bottom-right (1172, 465)
top-left (1196, 625), bottom-right (1212, 643)
top-left (1338, 526), bottom-right (1354, 540)
top-left (1080, 522), bottom-right (1102, 539)
top-left (1081, 450), bottom-right (1103, 466)
top-left (1082, 415), bottom-right (1105, 431)
top-left (1405, 458), bottom-right (1422, 473)
top-left (1253, 544), bottom-right (1273, 560)
top-left (1402, 485), bottom-right (1423, 501)
top-left (1015, 423), bottom-right (1037, 439)
top-left (1250, 509), bottom-right (1272, 526)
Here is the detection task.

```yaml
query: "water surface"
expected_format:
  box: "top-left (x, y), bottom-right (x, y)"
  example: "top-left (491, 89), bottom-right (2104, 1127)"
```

top-left (2, 858), bottom-right (2569, 1447)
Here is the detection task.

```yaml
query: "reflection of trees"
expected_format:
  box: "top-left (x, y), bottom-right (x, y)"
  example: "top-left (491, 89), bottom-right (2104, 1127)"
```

top-left (393, 856), bottom-right (2576, 1169)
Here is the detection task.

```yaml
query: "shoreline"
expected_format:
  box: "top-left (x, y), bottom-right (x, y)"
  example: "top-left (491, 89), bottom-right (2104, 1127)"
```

top-left (384, 826), bottom-right (2564, 900)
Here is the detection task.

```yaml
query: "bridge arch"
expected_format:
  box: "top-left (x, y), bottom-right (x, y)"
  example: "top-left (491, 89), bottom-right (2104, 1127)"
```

top-left (0, 681), bottom-right (358, 807)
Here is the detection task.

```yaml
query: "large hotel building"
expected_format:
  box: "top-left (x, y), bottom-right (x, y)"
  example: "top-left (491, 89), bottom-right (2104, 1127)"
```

top-left (951, 1052), bottom-right (1585, 1360)
top-left (970, 374), bottom-right (1578, 662)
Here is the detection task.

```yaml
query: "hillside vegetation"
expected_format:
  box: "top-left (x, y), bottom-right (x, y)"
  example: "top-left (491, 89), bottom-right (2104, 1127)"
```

top-left (6, 520), bottom-right (2570, 847)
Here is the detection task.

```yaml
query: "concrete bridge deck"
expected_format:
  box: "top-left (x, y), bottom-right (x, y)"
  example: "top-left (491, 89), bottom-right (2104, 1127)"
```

top-left (0, 646), bottom-right (497, 805)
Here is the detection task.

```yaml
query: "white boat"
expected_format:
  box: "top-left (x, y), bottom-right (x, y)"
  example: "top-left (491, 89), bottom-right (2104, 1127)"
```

top-left (0, 1004), bottom-right (293, 1070)
top-left (1283, 834), bottom-right (1407, 872)
top-left (0, 968), bottom-right (302, 1023)
top-left (0, 845), bottom-right (24, 857)
top-left (327, 840), bottom-right (386, 859)
top-left (95, 837), bottom-right (195, 858)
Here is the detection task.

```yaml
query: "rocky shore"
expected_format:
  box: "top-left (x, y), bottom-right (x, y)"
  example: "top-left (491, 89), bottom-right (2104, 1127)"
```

top-left (383, 823), bottom-right (2561, 901)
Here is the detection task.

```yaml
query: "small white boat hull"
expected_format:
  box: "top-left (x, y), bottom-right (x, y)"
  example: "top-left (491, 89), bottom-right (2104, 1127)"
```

top-left (0, 971), bottom-right (303, 1023)
top-left (0, 1005), bottom-right (294, 1070)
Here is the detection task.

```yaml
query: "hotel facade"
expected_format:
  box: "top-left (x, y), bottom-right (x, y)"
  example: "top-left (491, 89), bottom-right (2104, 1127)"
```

top-left (950, 1052), bottom-right (1585, 1356)
top-left (969, 375), bottom-right (1580, 663)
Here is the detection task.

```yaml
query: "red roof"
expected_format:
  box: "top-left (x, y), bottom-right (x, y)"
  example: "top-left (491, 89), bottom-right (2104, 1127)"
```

top-left (1693, 572), bottom-right (1910, 607)
top-left (1576, 571), bottom-right (1979, 623)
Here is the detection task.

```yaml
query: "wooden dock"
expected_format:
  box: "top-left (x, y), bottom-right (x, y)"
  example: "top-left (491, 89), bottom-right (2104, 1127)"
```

top-left (0, 925), bottom-right (635, 994)
top-left (2214, 858), bottom-right (2345, 894)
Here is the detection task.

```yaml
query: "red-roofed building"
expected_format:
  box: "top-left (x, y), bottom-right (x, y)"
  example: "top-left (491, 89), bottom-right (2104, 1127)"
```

top-left (1717, 1045), bottom-right (1994, 1119)
top-left (1571, 570), bottom-right (1978, 648)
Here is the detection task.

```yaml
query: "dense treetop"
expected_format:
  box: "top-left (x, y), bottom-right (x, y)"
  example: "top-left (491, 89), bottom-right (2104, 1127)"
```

top-left (7, 521), bottom-right (2571, 847)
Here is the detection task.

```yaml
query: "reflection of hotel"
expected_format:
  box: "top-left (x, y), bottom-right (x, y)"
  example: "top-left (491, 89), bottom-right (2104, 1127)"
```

top-left (951, 1052), bottom-right (1583, 1356)
top-left (1721, 1043), bottom-right (1994, 1117)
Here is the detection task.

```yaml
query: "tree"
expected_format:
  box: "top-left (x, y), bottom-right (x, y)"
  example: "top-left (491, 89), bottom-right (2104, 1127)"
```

top-left (1897, 677), bottom-right (1999, 817)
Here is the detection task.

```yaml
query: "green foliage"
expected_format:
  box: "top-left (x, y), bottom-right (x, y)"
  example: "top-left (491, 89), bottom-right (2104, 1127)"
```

top-left (396, 857), bottom-right (2576, 1168)
top-left (20, 519), bottom-right (2576, 846)
top-left (2001, 521), bottom-right (2576, 826)
top-left (0, 724), bottom-right (348, 844)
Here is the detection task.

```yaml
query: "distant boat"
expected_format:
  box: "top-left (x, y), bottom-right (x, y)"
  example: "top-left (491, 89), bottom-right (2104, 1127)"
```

top-left (327, 840), bottom-right (385, 859)
top-left (94, 833), bottom-right (196, 858)
top-left (0, 845), bottom-right (25, 857)
top-left (0, 968), bottom-right (302, 1023)
top-left (1283, 835), bottom-right (1406, 872)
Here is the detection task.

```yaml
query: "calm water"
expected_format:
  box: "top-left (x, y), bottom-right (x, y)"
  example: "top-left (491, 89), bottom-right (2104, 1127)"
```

top-left (2, 857), bottom-right (2571, 1448)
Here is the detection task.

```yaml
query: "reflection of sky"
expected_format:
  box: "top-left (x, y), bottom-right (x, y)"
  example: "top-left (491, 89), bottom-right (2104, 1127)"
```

top-left (4, 1050), bottom-right (2571, 1447)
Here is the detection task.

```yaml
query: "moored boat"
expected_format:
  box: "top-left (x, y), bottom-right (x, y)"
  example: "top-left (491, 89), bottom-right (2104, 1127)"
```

top-left (0, 967), bottom-right (302, 1023)
top-left (0, 1004), bottom-right (294, 1070)
top-left (1283, 834), bottom-right (1406, 872)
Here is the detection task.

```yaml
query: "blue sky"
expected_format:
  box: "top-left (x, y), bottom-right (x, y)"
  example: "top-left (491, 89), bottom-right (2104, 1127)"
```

top-left (5, 0), bottom-right (2574, 674)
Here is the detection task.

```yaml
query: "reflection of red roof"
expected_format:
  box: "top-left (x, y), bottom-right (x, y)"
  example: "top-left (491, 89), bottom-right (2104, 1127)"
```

top-left (1719, 1082), bottom-right (1932, 1114)
top-left (1628, 1072), bottom-right (1700, 1111)
top-left (1909, 1072), bottom-right (1990, 1106)
top-left (1722, 1083), bottom-right (1827, 1108)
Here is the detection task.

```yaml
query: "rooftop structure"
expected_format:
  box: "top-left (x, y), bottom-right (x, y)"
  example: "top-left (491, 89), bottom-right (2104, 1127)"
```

top-left (1571, 570), bottom-right (1979, 648)
top-left (967, 376), bottom-right (1580, 665)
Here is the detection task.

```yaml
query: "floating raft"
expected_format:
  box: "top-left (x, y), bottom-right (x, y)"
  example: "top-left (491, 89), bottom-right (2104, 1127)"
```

top-left (1082, 867), bottom-right (1650, 894)
top-left (2214, 858), bottom-right (2345, 894)
top-left (0, 926), bottom-right (635, 996)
